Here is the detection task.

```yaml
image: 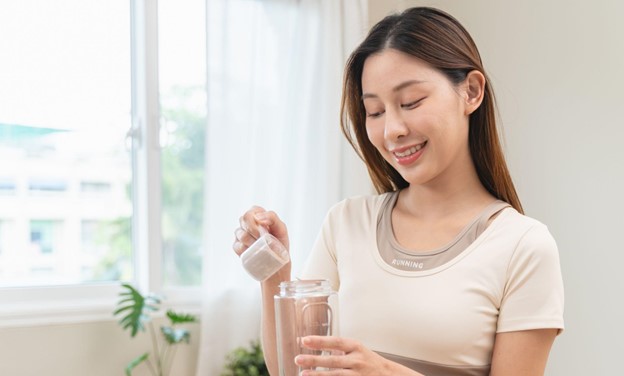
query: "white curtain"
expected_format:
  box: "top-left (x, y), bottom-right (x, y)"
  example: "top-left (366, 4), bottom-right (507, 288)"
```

top-left (196, 0), bottom-right (370, 374)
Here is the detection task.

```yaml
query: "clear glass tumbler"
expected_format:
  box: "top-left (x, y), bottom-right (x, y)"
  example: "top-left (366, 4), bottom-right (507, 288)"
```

top-left (274, 279), bottom-right (339, 376)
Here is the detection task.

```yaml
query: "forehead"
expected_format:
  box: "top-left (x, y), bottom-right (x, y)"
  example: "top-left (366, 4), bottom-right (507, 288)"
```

top-left (361, 49), bottom-right (442, 91)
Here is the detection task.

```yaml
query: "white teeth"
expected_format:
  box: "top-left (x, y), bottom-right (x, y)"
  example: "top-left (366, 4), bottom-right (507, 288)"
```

top-left (394, 143), bottom-right (425, 157)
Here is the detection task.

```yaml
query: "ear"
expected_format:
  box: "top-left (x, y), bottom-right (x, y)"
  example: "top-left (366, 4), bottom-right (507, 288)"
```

top-left (461, 70), bottom-right (485, 115)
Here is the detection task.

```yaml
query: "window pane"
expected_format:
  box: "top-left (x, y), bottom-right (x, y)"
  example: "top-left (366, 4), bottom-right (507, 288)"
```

top-left (0, 221), bottom-right (12, 273)
top-left (80, 219), bottom-right (131, 281)
top-left (30, 220), bottom-right (62, 255)
top-left (0, 0), bottom-right (132, 287)
top-left (0, 178), bottom-right (17, 195)
top-left (159, 0), bottom-right (206, 286)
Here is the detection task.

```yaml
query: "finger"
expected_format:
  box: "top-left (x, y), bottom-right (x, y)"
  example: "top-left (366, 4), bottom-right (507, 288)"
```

top-left (239, 206), bottom-right (290, 253)
top-left (254, 210), bottom-right (289, 243)
top-left (240, 206), bottom-right (266, 238)
top-left (234, 227), bottom-right (256, 245)
top-left (299, 371), bottom-right (351, 376)
top-left (295, 353), bottom-right (349, 371)
top-left (301, 336), bottom-right (355, 353)
top-left (232, 240), bottom-right (246, 256)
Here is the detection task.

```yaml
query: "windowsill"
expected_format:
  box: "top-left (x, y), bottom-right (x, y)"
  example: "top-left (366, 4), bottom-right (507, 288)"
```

top-left (0, 283), bottom-right (202, 328)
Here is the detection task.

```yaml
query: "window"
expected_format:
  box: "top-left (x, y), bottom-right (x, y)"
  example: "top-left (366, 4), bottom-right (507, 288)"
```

top-left (80, 182), bottom-right (113, 194)
top-left (159, 0), bottom-right (206, 286)
top-left (29, 220), bottom-right (62, 255)
top-left (0, 220), bottom-right (9, 255)
top-left (80, 219), bottom-right (131, 281)
top-left (0, 0), bottom-right (132, 289)
top-left (0, 178), bottom-right (16, 195)
top-left (0, 220), bottom-right (14, 281)
top-left (0, 0), bottom-right (205, 325)
top-left (28, 179), bottom-right (68, 193)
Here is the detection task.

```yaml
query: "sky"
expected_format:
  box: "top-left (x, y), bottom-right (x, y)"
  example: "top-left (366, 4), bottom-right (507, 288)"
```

top-left (0, 0), bottom-right (205, 137)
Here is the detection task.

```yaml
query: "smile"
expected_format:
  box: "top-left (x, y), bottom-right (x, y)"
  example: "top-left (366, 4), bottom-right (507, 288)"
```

top-left (392, 142), bottom-right (427, 158)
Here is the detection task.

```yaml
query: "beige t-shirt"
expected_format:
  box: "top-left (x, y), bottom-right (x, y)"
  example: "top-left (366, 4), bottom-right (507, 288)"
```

top-left (300, 192), bottom-right (564, 375)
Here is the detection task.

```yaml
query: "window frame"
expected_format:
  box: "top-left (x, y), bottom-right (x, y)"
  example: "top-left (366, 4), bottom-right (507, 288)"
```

top-left (0, 0), bottom-right (201, 329)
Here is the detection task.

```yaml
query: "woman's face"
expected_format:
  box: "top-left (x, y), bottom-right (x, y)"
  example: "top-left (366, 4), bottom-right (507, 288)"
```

top-left (362, 49), bottom-right (474, 188)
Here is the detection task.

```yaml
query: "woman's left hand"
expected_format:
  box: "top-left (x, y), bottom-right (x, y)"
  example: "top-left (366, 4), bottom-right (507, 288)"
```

top-left (294, 335), bottom-right (400, 376)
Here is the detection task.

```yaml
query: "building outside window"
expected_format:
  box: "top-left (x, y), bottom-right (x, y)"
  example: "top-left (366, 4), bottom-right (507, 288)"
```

top-left (0, 220), bottom-right (9, 255)
top-left (0, 178), bottom-right (16, 195)
top-left (29, 220), bottom-right (61, 255)
top-left (0, 0), bottom-right (206, 321)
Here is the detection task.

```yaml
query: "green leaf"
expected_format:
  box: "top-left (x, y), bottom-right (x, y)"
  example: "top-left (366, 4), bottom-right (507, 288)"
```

top-left (113, 283), bottom-right (161, 337)
top-left (161, 326), bottom-right (191, 344)
top-left (221, 340), bottom-right (268, 376)
top-left (166, 310), bottom-right (198, 324)
top-left (125, 352), bottom-right (149, 376)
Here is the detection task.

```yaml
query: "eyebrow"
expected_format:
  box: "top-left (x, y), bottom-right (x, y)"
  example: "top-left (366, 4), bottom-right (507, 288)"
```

top-left (361, 79), bottom-right (426, 100)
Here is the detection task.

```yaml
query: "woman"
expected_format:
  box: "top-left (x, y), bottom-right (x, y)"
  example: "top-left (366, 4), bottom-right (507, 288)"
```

top-left (233, 7), bottom-right (564, 376)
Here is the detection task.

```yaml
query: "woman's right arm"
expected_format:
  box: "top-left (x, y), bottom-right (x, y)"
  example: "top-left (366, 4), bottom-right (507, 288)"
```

top-left (260, 263), bottom-right (291, 375)
top-left (233, 207), bottom-right (291, 376)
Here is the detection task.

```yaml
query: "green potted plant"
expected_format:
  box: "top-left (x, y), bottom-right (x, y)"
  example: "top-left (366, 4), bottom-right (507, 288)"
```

top-left (222, 340), bottom-right (269, 376)
top-left (114, 283), bottom-right (198, 376)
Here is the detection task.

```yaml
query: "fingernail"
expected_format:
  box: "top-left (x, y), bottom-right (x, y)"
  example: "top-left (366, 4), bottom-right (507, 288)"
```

top-left (254, 212), bottom-right (267, 221)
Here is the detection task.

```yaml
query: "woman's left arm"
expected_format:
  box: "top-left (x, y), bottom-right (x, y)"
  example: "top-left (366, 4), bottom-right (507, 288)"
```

top-left (296, 329), bottom-right (557, 375)
top-left (490, 329), bottom-right (558, 376)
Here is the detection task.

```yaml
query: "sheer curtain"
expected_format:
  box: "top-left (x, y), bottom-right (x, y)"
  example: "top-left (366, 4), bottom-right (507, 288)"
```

top-left (196, 0), bottom-right (369, 374)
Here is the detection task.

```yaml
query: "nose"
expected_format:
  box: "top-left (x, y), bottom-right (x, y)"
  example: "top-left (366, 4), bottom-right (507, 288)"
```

top-left (384, 108), bottom-right (409, 140)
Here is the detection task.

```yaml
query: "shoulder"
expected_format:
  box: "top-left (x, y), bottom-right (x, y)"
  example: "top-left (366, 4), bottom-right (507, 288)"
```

top-left (497, 209), bottom-right (559, 262)
top-left (494, 210), bottom-right (564, 332)
top-left (324, 193), bottom-right (392, 231)
top-left (328, 192), bottom-right (392, 216)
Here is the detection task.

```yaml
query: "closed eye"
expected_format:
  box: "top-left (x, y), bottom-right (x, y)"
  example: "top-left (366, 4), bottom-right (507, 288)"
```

top-left (366, 110), bottom-right (385, 118)
top-left (401, 97), bottom-right (426, 110)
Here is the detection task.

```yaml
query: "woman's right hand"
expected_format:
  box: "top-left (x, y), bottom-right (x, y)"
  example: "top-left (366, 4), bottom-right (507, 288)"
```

top-left (234, 207), bottom-right (291, 375)
top-left (232, 205), bottom-right (290, 262)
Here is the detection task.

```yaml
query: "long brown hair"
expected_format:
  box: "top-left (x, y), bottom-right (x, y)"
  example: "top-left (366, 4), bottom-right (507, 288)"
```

top-left (340, 7), bottom-right (523, 213)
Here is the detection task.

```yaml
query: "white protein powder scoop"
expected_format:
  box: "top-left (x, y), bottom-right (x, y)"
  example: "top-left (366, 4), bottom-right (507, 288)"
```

top-left (241, 229), bottom-right (289, 281)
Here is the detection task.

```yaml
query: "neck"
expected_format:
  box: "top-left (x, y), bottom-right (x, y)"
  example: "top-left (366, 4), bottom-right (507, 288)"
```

top-left (398, 162), bottom-right (495, 221)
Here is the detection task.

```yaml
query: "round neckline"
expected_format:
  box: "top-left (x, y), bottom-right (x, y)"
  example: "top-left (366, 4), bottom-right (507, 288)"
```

top-left (387, 192), bottom-right (492, 257)
top-left (373, 192), bottom-right (513, 277)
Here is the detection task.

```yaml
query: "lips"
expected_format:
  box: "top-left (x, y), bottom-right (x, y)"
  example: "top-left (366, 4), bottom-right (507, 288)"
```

top-left (391, 141), bottom-right (427, 165)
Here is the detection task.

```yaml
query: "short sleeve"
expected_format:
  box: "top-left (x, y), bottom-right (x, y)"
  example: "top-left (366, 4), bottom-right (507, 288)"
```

top-left (497, 223), bottom-right (565, 334)
top-left (298, 208), bottom-right (340, 292)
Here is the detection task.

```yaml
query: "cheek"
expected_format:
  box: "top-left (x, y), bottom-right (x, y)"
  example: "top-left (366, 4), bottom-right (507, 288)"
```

top-left (365, 123), bottom-right (382, 148)
top-left (365, 125), bottom-right (389, 161)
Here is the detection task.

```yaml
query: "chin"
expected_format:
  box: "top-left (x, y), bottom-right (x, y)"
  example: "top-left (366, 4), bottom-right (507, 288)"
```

top-left (395, 167), bottom-right (439, 187)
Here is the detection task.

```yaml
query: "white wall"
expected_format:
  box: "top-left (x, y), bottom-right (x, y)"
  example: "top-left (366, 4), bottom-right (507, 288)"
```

top-left (0, 318), bottom-right (199, 376)
top-left (369, 0), bottom-right (624, 374)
